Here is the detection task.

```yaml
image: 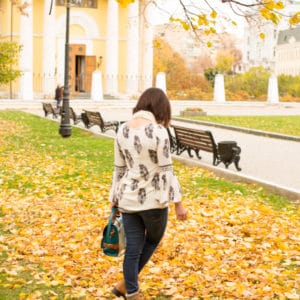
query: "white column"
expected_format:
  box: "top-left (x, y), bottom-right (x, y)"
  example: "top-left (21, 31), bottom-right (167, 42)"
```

top-left (139, 0), bottom-right (154, 91)
top-left (126, 1), bottom-right (139, 96)
top-left (19, 0), bottom-right (33, 100)
top-left (91, 70), bottom-right (103, 101)
top-left (155, 72), bottom-right (166, 93)
top-left (105, 0), bottom-right (119, 95)
top-left (43, 0), bottom-right (56, 97)
top-left (267, 75), bottom-right (279, 104)
top-left (214, 74), bottom-right (226, 103)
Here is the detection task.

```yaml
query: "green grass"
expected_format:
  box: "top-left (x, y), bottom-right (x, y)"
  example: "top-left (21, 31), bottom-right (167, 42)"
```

top-left (0, 111), bottom-right (114, 176)
top-left (181, 115), bottom-right (300, 137)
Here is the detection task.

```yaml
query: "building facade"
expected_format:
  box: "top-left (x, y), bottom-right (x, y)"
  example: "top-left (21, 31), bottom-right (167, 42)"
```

top-left (276, 27), bottom-right (300, 75)
top-left (243, 20), bottom-right (278, 72)
top-left (242, 0), bottom-right (300, 73)
top-left (0, 0), bottom-right (153, 99)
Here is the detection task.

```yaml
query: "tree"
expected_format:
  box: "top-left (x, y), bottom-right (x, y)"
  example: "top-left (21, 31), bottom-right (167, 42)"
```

top-left (242, 66), bottom-right (270, 97)
top-left (218, 34), bottom-right (242, 73)
top-left (204, 68), bottom-right (218, 87)
top-left (117, 0), bottom-right (300, 33)
top-left (0, 42), bottom-right (22, 85)
top-left (153, 37), bottom-right (212, 99)
top-left (153, 37), bottom-right (190, 90)
top-left (278, 74), bottom-right (300, 97)
top-left (190, 54), bottom-right (214, 74)
top-left (215, 52), bottom-right (234, 74)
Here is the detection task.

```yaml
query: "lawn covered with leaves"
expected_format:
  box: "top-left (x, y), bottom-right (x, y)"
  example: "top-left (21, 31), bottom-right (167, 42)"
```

top-left (182, 115), bottom-right (300, 137)
top-left (0, 111), bottom-right (299, 300)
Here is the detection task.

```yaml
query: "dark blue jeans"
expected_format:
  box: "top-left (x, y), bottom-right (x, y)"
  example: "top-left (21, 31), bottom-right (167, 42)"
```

top-left (122, 208), bottom-right (168, 294)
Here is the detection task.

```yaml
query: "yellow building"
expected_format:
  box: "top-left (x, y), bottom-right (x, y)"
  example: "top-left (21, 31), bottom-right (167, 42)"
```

top-left (0, 0), bottom-right (153, 100)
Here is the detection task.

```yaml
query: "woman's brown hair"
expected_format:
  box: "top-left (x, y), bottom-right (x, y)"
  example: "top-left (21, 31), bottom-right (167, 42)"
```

top-left (133, 88), bottom-right (171, 127)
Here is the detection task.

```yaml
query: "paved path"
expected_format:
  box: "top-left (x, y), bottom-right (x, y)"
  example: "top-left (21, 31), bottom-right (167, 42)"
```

top-left (1, 99), bottom-right (300, 200)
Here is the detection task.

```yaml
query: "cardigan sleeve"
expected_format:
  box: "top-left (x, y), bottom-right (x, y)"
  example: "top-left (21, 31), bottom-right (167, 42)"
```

top-left (109, 138), bottom-right (127, 203)
top-left (156, 126), bottom-right (182, 203)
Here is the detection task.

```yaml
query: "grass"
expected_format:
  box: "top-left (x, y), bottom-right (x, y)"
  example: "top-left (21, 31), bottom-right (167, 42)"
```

top-left (180, 115), bottom-right (300, 137)
top-left (0, 110), bottom-right (114, 176)
top-left (0, 111), bottom-right (299, 299)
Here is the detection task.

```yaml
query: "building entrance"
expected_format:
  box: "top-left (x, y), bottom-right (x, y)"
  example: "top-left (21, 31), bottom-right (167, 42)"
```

top-left (68, 44), bottom-right (96, 94)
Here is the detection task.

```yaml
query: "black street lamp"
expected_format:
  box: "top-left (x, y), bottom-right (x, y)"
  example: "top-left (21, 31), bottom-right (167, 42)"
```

top-left (59, 0), bottom-right (73, 138)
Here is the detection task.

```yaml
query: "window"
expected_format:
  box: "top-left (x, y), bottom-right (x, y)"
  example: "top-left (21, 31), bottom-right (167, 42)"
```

top-left (56, 0), bottom-right (97, 8)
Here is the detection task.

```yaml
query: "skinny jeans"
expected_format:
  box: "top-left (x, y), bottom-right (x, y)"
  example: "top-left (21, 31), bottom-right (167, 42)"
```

top-left (122, 207), bottom-right (168, 294)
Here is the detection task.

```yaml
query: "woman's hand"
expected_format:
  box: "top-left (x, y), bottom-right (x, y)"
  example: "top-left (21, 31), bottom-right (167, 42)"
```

top-left (174, 202), bottom-right (187, 220)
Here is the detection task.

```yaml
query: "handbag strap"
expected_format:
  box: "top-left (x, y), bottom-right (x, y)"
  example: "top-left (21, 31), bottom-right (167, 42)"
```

top-left (106, 207), bottom-right (118, 239)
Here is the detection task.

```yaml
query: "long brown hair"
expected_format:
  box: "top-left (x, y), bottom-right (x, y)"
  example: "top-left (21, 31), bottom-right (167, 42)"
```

top-left (133, 88), bottom-right (171, 127)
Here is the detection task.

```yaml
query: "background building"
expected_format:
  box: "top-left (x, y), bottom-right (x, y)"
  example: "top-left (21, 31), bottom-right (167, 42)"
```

top-left (242, 0), bottom-right (300, 73)
top-left (0, 0), bottom-right (153, 99)
top-left (276, 27), bottom-right (300, 75)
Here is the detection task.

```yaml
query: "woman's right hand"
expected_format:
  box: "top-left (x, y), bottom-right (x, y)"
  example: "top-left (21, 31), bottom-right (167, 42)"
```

top-left (110, 201), bottom-right (118, 209)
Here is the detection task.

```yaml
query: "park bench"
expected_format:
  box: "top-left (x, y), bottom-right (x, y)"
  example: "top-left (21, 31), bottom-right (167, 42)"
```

top-left (69, 107), bottom-right (82, 124)
top-left (81, 110), bottom-right (120, 133)
top-left (59, 106), bottom-right (82, 125)
top-left (169, 124), bottom-right (242, 171)
top-left (42, 102), bottom-right (59, 119)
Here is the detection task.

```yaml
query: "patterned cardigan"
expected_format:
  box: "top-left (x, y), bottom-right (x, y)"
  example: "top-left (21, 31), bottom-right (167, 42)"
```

top-left (109, 111), bottom-right (182, 212)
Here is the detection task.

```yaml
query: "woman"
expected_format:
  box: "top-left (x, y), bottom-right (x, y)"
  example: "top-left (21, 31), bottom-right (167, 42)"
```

top-left (109, 87), bottom-right (187, 300)
top-left (54, 84), bottom-right (63, 109)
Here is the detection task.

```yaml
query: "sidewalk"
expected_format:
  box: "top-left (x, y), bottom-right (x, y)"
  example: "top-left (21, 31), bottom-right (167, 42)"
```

top-left (1, 99), bottom-right (300, 200)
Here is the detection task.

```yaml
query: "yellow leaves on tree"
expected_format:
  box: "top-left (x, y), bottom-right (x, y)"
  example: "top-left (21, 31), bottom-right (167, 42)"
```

top-left (289, 12), bottom-right (300, 25)
top-left (259, 32), bottom-right (266, 40)
top-left (210, 10), bottom-right (217, 19)
top-left (116, 0), bottom-right (135, 8)
top-left (260, 7), bottom-right (282, 25)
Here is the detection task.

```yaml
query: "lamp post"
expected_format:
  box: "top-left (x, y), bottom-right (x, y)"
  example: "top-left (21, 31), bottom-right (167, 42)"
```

top-left (59, 0), bottom-right (72, 138)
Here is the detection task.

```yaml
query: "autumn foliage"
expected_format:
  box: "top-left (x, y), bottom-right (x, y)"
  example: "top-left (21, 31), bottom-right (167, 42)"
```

top-left (153, 38), bottom-right (213, 100)
top-left (0, 112), bottom-right (299, 299)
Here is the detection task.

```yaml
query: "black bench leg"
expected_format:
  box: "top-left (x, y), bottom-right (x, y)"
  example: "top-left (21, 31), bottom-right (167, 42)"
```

top-left (234, 156), bottom-right (242, 171)
top-left (195, 149), bottom-right (202, 159)
top-left (213, 154), bottom-right (219, 166)
top-left (114, 122), bottom-right (119, 133)
top-left (232, 146), bottom-right (242, 171)
top-left (187, 148), bottom-right (194, 158)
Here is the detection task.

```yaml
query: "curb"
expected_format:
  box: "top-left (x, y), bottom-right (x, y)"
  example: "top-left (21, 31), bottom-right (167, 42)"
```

top-left (172, 117), bottom-right (300, 142)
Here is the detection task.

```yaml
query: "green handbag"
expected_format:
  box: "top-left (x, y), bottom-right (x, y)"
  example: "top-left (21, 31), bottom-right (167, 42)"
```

top-left (101, 207), bottom-right (126, 257)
